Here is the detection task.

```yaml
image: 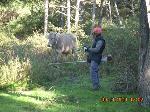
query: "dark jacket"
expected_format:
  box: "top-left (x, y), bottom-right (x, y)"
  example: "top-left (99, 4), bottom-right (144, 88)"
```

top-left (87, 35), bottom-right (105, 64)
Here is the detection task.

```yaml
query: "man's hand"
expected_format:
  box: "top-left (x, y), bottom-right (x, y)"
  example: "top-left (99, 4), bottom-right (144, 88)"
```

top-left (47, 44), bottom-right (51, 47)
top-left (83, 46), bottom-right (89, 52)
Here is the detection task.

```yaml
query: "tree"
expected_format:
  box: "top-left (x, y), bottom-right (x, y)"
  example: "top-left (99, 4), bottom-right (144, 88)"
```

top-left (67, 0), bottom-right (71, 32)
top-left (138, 0), bottom-right (150, 107)
top-left (108, 0), bottom-right (112, 23)
top-left (114, 0), bottom-right (122, 25)
top-left (98, 0), bottom-right (104, 26)
top-left (89, 0), bottom-right (96, 35)
top-left (146, 0), bottom-right (150, 25)
top-left (92, 0), bottom-right (96, 26)
top-left (60, 0), bottom-right (65, 27)
top-left (104, 0), bottom-right (112, 24)
top-left (44, 0), bottom-right (49, 36)
top-left (75, 0), bottom-right (81, 29)
top-left (131, 0), bottom-right (135, 15)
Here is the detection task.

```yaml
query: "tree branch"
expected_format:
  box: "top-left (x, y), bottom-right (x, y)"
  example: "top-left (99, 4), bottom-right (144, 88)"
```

top-left (55, 10), bottom-right (77, 21)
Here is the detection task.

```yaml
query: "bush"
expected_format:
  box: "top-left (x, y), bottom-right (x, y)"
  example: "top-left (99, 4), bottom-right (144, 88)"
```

top-left (0, 32), bottom-right (48, 90)
top-left (0, 57), bottom-right (31, 90)
top-left (102, 17), bottom-right (139, 92)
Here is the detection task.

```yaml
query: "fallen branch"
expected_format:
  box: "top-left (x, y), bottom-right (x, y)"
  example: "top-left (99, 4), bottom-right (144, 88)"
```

top-left (48, 56), bottom-right (112, 65)
top-left (48, 60), bottom-right (86, 65)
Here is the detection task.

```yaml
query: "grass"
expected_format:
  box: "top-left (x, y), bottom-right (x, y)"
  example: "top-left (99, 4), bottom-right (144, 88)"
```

top-left (0, 74), bottom-right (150, 112)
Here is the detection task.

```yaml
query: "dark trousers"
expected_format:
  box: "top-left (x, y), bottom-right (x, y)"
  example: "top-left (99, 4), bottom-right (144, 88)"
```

top-left (90, 60), bottom-right (100, 88)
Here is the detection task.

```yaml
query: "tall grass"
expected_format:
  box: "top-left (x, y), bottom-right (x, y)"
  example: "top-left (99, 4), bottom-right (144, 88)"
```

top-left (0, 17), bottom-right (139, 91)
top-left (0, 32), bottom-right (87, 90)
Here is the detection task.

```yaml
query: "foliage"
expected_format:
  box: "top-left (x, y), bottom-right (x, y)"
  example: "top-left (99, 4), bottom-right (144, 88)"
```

top-left (0, 58), bottom-right (31, 90)
top-left (102, 17), bottom-right (139, 92)
top-left (0, 16), bottom-right (139, 92)
top-left (0, 31), bottom-right (86, 90)
top-left (0, 0), bottom-right (140, 95)
top-left (1, 75), bottom-right (150, 112)
top-left (0, 0), bottom-right (145, 110)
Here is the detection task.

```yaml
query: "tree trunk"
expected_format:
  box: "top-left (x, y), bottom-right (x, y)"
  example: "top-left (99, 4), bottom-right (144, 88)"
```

top-left (146, 0), bottom-right (150, 25)
top-left (139, 0), bottom-right (150, 107)
top-left (114, 0), bottom-right (122, 25)
top-left (131, 0), bottom-right (135, 15)
top-left (79, 1), bottom-right (84, 22)
top-left (98, 0), bottom-right (104, 26)
top-left (108, 0), bottom-right (112, 23)
top-left (75, 0), bottom-right (81, 29)
top-left (92, 0), bottom-right (96, 26)
top-left (44, 0), bottom-right (49, 36)
top-left (90, 0), bottom-right (96, 35)
top-left (67, 0), bottom-right (71, 32)
top-left (60, 0), bottom-right (64, 27)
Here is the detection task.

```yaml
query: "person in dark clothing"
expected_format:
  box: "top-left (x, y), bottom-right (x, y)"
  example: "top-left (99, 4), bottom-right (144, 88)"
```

top-left (84, 26), bottom-right (105, 90)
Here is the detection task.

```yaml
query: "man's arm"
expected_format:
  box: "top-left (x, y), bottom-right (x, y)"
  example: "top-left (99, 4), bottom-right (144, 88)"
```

top-left (88, 40), bottom-right (103, 53)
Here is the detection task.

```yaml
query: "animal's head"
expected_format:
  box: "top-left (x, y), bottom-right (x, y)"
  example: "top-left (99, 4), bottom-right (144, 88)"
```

top-left (47, 32), bottom-right (57, 47)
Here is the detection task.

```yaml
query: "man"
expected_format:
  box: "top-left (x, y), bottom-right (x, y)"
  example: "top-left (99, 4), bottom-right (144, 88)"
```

top-left (84, 26), bottom-right (105, 90)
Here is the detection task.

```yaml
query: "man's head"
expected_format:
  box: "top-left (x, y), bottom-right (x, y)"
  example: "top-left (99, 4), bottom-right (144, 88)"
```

top-left (92, 26), bottom-right (102, 38)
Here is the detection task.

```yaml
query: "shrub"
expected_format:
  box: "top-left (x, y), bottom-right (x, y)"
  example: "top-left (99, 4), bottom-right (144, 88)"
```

top-left (102, 17), bottom-right (139, 92)
top-left (0, 57), bottom-right (31, 90)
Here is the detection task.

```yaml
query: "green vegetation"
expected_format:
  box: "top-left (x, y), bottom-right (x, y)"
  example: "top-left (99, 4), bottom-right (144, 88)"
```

top-left (0, 19), bottom-right (139, 90)
top-left (0, 18), bottom-right (142, 111)
top-left (0, 0), bottom-right (150, 111)
top-left (1, 75), bottom-right (150, 112)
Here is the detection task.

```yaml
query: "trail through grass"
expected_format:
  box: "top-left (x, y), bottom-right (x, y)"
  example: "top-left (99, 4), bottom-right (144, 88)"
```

top-left (0, 74), bottom-right (150, 112)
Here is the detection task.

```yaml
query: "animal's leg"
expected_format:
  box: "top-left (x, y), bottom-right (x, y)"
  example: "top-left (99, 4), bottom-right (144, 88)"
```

top-left (59, 53), bottom-right (63, 62)
top-left (50, 49), bottom-right (55, 62)
top-left (63, 54), bottom-right (67, 62)
top-left (54, 50), bottom-right (58, 63)
top-left (72, 48), bottom-right (78, 62)
top-left (56, 53), bottom-right (59, 62)
top-left (56, 50), bottom-right (63, 62)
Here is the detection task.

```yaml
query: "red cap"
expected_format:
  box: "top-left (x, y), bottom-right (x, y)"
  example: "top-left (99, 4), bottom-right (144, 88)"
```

top-left (93, 26), bottom-right (102, 34)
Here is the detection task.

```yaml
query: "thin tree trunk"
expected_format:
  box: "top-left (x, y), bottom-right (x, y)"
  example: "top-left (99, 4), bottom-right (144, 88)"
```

top-left (90, 0), bottom-right (96, 35)
top-left (80, 1), bottom-right (84, 22)
top-left (131, 0), bottom-right (135, 15)
top-left (108, 0), bottom-right (112, 23)
top-left (92, 0), bottom-right (96, 26)
top-left (75, 0), bottom-right (81, 29)
top-left (44, 0), bottom-right (49, 36)
top-left (67, 0), bottom-right (71, 32)
top-left (60, 0), bottom-right (64, 27)
top-left (139, 0), bottom-right (150, 107)
top-left (146, 0), bottom-right (150, 25)
top-left (114, 0), bottom-right (122, 25)
top-left (98, 0), bottom-right (104, 26)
